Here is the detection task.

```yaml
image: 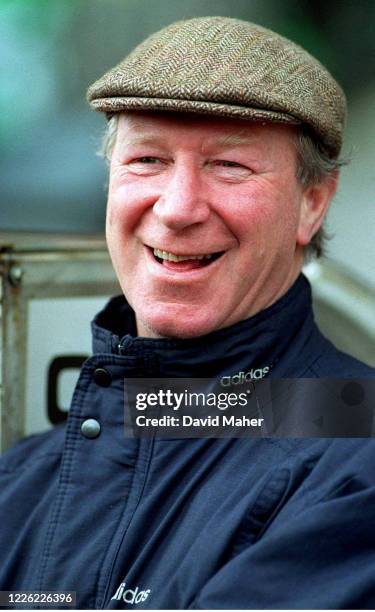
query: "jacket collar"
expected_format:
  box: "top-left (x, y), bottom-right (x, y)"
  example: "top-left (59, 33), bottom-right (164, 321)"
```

top-left (91, 274), bottom-right (315, 378)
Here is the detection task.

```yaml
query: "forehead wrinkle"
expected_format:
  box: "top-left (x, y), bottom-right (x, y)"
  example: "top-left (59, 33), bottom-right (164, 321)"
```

top-left (205, 132), bottom-right (260, 150)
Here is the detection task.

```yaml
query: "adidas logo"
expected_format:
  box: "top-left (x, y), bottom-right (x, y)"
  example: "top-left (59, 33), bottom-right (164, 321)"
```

top-left (220, 366), bottom-right (270, 387)
top-left (111, 582), bottom-right (151, 605)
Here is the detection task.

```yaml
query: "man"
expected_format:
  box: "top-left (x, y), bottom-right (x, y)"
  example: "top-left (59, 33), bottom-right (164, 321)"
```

top-left (0, 16), bottom-right (374, 610)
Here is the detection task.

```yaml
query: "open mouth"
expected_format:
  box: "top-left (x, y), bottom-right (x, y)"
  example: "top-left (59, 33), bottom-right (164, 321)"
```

top-left (149, 247), bottom-right (224, 270)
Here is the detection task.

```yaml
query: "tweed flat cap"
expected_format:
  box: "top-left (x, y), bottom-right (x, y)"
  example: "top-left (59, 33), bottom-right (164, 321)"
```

top-left (87, 16), bottom-right (346, 158)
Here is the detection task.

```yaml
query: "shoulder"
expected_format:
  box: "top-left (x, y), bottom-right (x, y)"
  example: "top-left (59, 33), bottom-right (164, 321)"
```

top-left (307, 327), bottom-right (375, 378)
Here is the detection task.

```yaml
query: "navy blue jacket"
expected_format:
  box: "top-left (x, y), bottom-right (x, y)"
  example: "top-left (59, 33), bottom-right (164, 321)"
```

top-left (0, 275), bottom-right (374, 609)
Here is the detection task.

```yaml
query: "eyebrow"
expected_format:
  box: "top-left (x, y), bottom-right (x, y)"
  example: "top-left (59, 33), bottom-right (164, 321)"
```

top-left (118, 134), bottom-right (163, 148)
top-left (117, 131), bottom-right (258, 150)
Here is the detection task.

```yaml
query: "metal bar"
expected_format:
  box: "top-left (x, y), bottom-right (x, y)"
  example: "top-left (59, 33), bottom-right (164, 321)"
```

top-left (0, 242), bottom-right (120, 454)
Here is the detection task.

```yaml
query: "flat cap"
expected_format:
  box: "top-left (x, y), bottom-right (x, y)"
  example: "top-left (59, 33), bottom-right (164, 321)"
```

top-left (87, 16), bottom-right (346, 158)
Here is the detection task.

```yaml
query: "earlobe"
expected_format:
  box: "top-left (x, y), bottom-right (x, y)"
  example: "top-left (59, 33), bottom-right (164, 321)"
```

top-left (297, 173), bottom-right (339, 246)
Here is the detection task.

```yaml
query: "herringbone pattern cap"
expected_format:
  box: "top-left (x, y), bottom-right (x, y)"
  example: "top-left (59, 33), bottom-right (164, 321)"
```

top-left (87, 16), bottom-right (346, 157)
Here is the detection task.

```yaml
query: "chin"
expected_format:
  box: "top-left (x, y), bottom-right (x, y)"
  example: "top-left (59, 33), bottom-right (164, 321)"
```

top-left (137, 305), bottom-right (221, 339)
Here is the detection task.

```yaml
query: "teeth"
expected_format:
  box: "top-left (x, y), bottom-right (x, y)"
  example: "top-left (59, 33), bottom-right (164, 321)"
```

top-left (153, 248), bottom-right (213, 262)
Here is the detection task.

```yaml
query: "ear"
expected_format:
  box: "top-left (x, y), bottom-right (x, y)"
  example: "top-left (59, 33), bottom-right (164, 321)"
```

top-left (297, 172), bottom-right (339, 246)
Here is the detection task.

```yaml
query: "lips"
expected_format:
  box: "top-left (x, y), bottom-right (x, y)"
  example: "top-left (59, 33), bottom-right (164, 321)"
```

top-left (153, 248), bottom-right (214, 262)
top-left (150, 246), bottom-right (223, 270)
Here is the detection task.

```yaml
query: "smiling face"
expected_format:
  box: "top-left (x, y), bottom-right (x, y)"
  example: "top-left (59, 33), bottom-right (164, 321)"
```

top-left (106, 112), bottom-right (333, 338)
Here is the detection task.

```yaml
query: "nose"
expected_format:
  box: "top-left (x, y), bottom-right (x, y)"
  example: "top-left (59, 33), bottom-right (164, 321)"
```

top-left (153, 161), bottom-right (210, 230)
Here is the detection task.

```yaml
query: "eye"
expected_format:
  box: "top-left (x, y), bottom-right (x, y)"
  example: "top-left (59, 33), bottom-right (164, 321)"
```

top-left (211, 159), bottom-right (252, 179)
top-left (217, 160), bottom-right (242, 167)
top-left (133, 157), bottom-right (160, 164)
top-left (127, 156), bottom-right (166, 175)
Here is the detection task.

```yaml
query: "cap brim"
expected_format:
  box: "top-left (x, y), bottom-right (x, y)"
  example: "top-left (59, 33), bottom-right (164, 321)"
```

top-left (88, 96), bottom-right (302, 127)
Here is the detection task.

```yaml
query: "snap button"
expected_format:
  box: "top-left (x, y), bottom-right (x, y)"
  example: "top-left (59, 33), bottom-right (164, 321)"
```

top-left (93, 367), bottom-right (112, 387)
top-left (81, 418), bottom-right (101, 439)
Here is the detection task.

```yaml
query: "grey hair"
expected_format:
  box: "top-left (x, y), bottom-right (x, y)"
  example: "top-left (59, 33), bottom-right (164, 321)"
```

top-left (294, 128), bottom-right (348, 259)
top-left (100, 115), bottom-right (348, 259)
top-left (101, 114), bottom-right (119, 163)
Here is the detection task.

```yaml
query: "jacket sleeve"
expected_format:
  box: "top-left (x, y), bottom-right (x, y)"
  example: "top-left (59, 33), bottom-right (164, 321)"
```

top-left (189, 476), bottom-right (375, 609)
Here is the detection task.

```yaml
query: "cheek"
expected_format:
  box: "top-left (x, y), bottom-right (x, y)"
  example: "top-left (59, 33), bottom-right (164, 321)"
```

top-left (106, 182), bottom-right (149, 234)
top-left (105, 185), bottom-right (136, 263)
top-left (214, 185), bottom-right (277, 242)
top-left (105, 197), bottom-right (117, 232)
top-left (226, 182), bottom-right (300, 238)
